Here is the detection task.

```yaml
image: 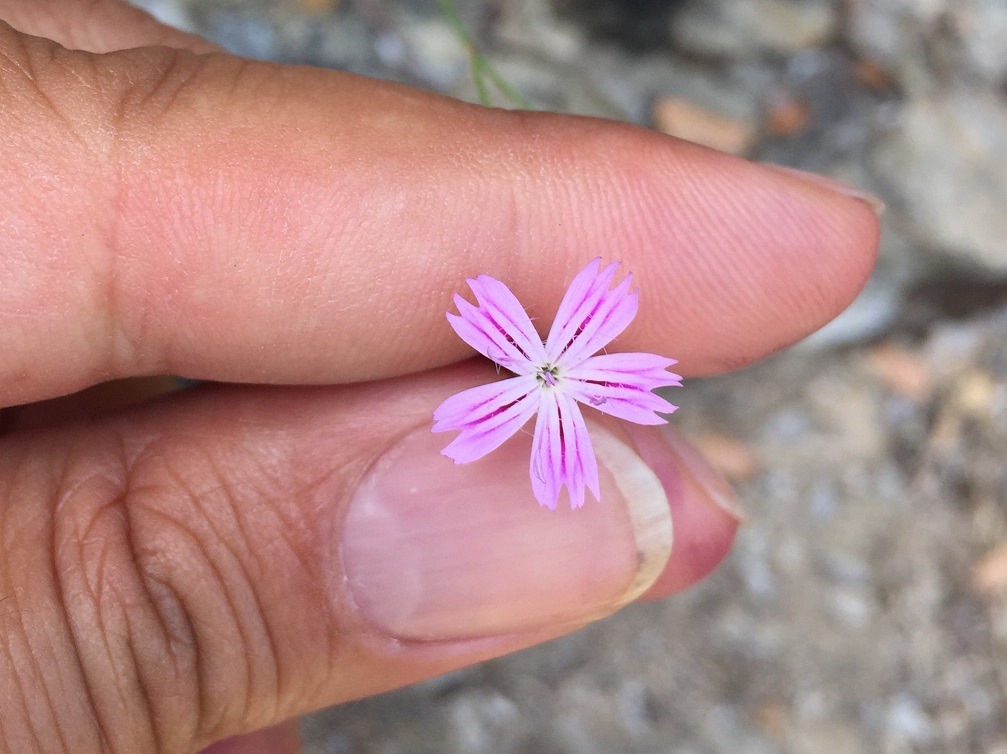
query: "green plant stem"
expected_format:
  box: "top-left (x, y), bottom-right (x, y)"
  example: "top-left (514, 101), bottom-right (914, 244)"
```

top-left (434, 0), bottom-right (533, 110)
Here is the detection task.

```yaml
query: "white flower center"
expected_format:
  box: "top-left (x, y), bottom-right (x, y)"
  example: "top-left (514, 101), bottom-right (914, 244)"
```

top-left (536, 364), bottom-right (560, 388)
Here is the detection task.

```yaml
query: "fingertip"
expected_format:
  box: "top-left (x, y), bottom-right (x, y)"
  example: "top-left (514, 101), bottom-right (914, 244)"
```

top-left (624, 424), bottom-right (742, 598)
top-left (199, 721), bottom-right (301, 754)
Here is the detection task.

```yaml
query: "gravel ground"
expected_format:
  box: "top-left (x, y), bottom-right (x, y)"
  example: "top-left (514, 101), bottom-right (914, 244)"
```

top-left (129, 1), bottom-right (1007, 751)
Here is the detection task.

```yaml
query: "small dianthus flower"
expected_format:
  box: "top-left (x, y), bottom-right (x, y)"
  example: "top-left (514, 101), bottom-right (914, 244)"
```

top-left (433, 259), bottom-right (681, 509)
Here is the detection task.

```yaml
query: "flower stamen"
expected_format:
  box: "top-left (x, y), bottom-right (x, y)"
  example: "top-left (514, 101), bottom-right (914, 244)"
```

top-left (537, 364), bottom-right (560, 388)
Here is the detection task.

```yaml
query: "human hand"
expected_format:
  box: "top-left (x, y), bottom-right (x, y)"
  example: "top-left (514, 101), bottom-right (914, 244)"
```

top-left (0, 1), bottom-right (880, 752)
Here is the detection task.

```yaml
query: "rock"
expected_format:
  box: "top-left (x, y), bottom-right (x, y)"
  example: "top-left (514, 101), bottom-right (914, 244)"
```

top-left (652, 97), bottom-right (755, 154)
top-left (872, 89), bottom-right (1007, 277)
top-left (972, 543), bottom-right (1007, 596)
top-left (867, 342), bottom-right (933, 401)
top-left (670, 0), bottom-right (837, 59)
top-left (692, 431), bottom-right (759, 480)
top-left (447, 691), bottom-right (521, 754)
top-left (960, 1), bottom-right (1007, 84)
top-left (763, 92), bottom-right (812, 137)
top-left (130, 0), bottom-right (197, 32)
top-left (886, 694), bottom-right (937, 745)
top-left (797, 276), bottom-right (902, 349)
top-left (395, 17), bottom-right (470, 90)
top-left (847, 0), bottom-right (1007, 91)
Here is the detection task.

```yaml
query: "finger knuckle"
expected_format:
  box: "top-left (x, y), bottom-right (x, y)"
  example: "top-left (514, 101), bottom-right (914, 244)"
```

top-left (61, 431), bottom-right (297, 750)
top-left (45, 438), bottom-right (204, 753)
top-left (2, 426), bottom-right (296, 753)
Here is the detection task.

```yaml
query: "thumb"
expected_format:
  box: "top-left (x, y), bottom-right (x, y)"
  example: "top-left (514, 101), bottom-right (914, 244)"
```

top-left (0, 365), bottom-right (739, 752)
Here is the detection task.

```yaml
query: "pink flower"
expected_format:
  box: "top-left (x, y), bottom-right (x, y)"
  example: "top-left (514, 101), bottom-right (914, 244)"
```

top-left (433, 258), bottom-right (681, 509)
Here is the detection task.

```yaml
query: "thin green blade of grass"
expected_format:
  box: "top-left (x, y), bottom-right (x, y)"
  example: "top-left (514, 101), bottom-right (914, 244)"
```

top-left (434, 0), bottom-right (533, 110)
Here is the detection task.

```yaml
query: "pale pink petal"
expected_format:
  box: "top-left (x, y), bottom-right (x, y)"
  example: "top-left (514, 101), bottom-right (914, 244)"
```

top-left (572, 353), bottom-right (682, 389)
top-left (557, 391), bottom-right (600, 509)
top-left (530, 391), bottom-right (562, 509)
top-left (530, 391), bottom-right (600, 509)
top-left (565, 352), bottom-right (681, 425)
top-left (434, 375), bottom-right (540, 463)
top-left (544, 261), bottom-right (638, 369)
top-left (467, 276), bottom-right (548, 363)
top-left (567, 381), bottom-right (677, 425)
top-left (447, 275), bottom-right (546, 373)
top-left (544, 259), bottom-right (614, 359)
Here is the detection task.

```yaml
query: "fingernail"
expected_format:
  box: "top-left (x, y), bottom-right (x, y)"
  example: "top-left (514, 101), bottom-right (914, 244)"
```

top-left (652, 426), bottom-right (746, 523)
top-left (339, 422), bottom-right (672, 641)
top-left (624, 424), bottom-right (742, 595)
top-left (762, 164), bottom-right (886, 216)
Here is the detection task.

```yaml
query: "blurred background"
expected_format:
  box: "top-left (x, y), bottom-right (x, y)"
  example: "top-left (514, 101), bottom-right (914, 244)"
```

top-left (128, 1), bottom-right (1007, 751)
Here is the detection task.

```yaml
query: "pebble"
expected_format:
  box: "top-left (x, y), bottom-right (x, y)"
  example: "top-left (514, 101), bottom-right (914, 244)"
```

top-left (847, 0), bottom-right (1007, 89)
top-left (652, 97), bottom-right (755, 154)
top-left (692, 431), bottom-right (759, 480)
top-left (867, 342), bottom-right (933, 401)
top-left (972, 543), bottom-right (1007, 595)
top-left (873, 89), bottom-right (1007, 277)
top-left (669, 0), bottom-right (837, 58)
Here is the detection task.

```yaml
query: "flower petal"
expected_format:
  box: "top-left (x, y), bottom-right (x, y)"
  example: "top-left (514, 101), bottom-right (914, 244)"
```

top-left (529, 392), bottom-right (560, 509)
top-left (530, 390), bottom-right (600, 509)
top-left (467, 276), bottom-right (548, 362)
top-left (572, 352), bottom-right (682, 389)
top-left (566, 352), bottom-right (681, 425)
top-left (433, 375), bottom-right (540, 463)
top-left (447, 275), bottom-right (546, 374)
top-left (544, 260), bottom-right (638, 369)
top-left (558, 391), bottom-right (600, 509)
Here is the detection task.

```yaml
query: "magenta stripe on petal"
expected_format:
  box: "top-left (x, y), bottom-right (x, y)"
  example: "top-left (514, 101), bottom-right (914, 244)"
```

top-left (530, 391), bottom-right (562, 509)
top-left (434, 376), bottom-right (539, 463)
top-left (544, 259), bottom-right (617, 360)
top-left (566, 376), bottom-right (678, 423)
top-left (433, 375), bottom-right (537, 430)
top-left (572, 352), bottom-right (682, 389)
top-left (552, 275), bottom-right (638, 368)
top-left (556, 391), bottom-right (599, 509)
top-left (467, 276), bottom-right (548, 364)
top-left (448, 297), bottom-right (536, 374)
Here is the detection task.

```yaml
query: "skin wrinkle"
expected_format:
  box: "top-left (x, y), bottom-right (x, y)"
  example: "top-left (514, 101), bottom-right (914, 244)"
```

top-left (158, 461), bottom-right (269, 736)
top-left (137, 572), bottom-right (198, 695)
top-left (106, 451), bottom-right (196, 754)
top-left (52, 467), bottom-right (156, 753)
top-left (155, 461), bottom-right (252, 740)
top-left (221, 448), bottom-right (339, 722)
top-left (102, 607), bottom-right (157, 754)
top-left (0, 29), bottom-right (34, 82)
top-left (130, 503), bottom-right (215, 746)
top-left (0, 29), bottom-right (130, 400)
top-left (51, 428), bottom-right (205, 753)
top-left (97, 49), bottom-right (213, 381)
top-left (4, 453), bottom-right (74, 752)
top-left (117, 587), bottom-right (160, 754)
top-left (209, 461), bottom-right (285, 724)
top-left (284, 462), bottom-right (354, 680)
top-left (1, 574), bottom-right (46, 753)
top-left (8, 33), bottom-right (90, 153)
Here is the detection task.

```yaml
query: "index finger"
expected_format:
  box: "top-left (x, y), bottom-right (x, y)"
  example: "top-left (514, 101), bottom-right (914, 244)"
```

top-left (0, 29), bottom-right (879, 407)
